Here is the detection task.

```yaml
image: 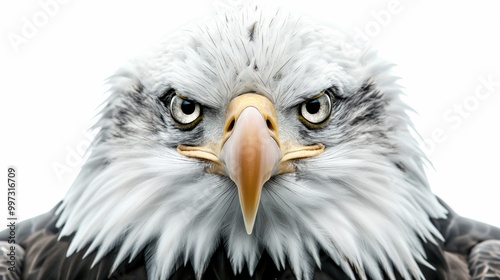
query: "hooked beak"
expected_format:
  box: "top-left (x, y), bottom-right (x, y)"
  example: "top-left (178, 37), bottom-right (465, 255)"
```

top-left (177, 94), bottom-right (324, 234)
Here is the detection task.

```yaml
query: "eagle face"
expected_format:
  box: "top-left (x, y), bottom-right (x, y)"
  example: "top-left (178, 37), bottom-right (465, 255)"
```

top-left (57, 5), bottom-right (447, 280)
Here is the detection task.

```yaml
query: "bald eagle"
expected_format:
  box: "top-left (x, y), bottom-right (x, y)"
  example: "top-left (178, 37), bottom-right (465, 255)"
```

top-left (1, 5), bottom-right (500, 280)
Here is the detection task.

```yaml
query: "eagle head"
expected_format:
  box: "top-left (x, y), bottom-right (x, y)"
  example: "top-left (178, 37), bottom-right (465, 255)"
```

top-left (56, 4), bottom-right (447, 280)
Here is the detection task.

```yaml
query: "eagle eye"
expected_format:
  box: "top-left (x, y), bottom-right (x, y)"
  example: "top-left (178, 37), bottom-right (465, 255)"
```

top-left (299, 93), bottom-right (332, 127)
top-left (168, 94), bottom-right (202, 127)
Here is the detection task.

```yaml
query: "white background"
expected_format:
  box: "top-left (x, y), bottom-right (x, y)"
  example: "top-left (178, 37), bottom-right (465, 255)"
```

top-left (1, 0), bottom-right (499, 227)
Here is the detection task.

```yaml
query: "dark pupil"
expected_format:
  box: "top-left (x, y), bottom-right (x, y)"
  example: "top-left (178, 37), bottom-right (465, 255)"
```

top-left (305, 99), bottom-right (321, 114)
top-left (181, 100), bottom-right (196, 115)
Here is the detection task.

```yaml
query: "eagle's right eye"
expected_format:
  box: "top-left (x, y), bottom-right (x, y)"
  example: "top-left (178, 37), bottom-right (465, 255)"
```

top-left (170, 95), bottom-right (201, 124)
top-left (160, 91), bottom-right (203, 129)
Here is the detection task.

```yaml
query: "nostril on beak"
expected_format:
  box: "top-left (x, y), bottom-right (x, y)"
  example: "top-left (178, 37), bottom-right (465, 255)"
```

top-left (266, 119), bottom-right (274, 131)
top-left (227, 119), bottom-right (235, 133)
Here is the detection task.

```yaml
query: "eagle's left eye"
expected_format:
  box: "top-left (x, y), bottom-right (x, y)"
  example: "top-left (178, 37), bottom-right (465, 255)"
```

top-left (299, 93), bottom-right (332, 127)
top-left (169, 95), bottom-right (202, 127)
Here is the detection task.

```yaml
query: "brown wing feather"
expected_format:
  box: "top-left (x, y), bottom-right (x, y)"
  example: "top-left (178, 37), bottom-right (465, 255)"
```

top-left (0, 205), bottom-right (148, 280)
top-left (435, 197), bottom-right (500, 279)
top-left (469, 240), bottom-right (500, 280)
top-left (20, 229), bottom-right (148, 279)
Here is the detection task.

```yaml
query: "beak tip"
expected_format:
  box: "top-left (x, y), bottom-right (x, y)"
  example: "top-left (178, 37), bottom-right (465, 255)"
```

top-left (244, 219), bottom-right (255, 235)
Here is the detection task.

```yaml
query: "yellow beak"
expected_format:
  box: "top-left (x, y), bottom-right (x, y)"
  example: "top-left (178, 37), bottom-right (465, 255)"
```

top-left (177, 93), bottom-right (324, 234)
top-left (220, 95), bottom-right (281, 234)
